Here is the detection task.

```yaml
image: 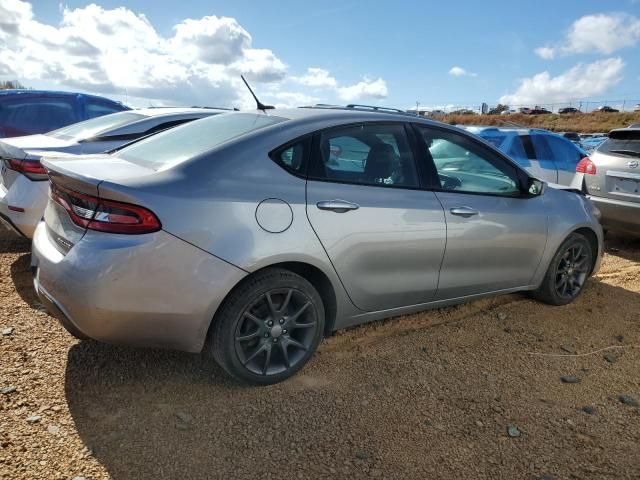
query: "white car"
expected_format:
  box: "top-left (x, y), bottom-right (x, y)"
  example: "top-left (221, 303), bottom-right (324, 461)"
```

top-left (0, 107), bottom-right (226, 237)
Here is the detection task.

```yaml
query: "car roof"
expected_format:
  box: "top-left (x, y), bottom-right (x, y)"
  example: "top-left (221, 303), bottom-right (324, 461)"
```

top-left (255, 106), bottom-right (440, 126)
top-left (0, 89), bottom-right (123, 102)
top-left (131, 107), bottom-right (229, 117)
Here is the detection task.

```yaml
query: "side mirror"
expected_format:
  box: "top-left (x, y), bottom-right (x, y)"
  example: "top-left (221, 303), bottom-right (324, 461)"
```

top-left (527, 178), bottom-right (544, 196)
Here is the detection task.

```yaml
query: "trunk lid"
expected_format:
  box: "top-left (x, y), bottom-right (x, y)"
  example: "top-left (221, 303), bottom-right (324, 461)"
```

top-left (0, 139), bottom-right (28, 189)
top-left (587, 129), bottom-right (640, 204)
top-left (41, 154), bottom-right (158, 254)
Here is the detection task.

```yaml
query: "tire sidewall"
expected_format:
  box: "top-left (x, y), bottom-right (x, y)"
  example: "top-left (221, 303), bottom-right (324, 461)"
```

top-left (543, 234), bottom-right (593, 305)
top-left (211, 269), bottom-right (325, 385)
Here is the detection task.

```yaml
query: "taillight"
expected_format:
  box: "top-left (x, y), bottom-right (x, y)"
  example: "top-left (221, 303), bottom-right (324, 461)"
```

top-left (50, 182), bottom-right (161, 234)
top-left (576, 157), bottom-right (597, 175)
top-left (6, 158), bottom-right (48, 179)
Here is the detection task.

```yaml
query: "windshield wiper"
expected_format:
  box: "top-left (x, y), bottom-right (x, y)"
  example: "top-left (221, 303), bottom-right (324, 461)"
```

top-left (609, 149), bottom-right (640, 158)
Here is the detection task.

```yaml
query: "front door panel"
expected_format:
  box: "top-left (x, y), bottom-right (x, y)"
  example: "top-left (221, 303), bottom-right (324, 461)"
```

top-left (434, 192), bottom-right (547, 299)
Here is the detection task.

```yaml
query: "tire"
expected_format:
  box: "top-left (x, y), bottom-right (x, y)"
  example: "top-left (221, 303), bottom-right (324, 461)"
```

top-left (531, 233), bottom-right (593, 306)
top-left (207, 268), bottom-right (325, 385)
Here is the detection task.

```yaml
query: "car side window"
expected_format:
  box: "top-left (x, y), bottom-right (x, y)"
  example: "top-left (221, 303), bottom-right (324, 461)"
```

top-left (530, 134), bottom-right (554, 160)
top-left (0, 98), bottom-right (77, 134)
top-left (86, 100), bottom-right (124, 119)
top-left (543, 135), bottom-right (582, 169)
top-left (270, 138), bottom-right (309, 174)
top-left (313, 124), bottom-right (419, 188)
top-left (417, 127), bottom-right (521, 196)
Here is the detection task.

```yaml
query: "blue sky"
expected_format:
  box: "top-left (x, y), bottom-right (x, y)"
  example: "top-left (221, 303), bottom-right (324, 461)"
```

top-left (2, 0), bottom-right (640, 110)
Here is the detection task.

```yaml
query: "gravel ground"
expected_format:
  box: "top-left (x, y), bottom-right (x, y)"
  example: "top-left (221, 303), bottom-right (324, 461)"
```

top-left (1, 226), bottom-right (639, 480)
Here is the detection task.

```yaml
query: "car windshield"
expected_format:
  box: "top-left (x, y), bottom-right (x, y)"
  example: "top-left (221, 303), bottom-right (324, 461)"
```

top-left (116, 112), bottom-right (285, 170)
top-left (48, 111), bottom-right (146, 141)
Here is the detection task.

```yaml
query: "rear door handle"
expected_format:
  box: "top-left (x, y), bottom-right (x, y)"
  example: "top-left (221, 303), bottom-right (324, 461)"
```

top-left (450, 206), bottom-right (478, 218)
top-left (316, 200), bottom-right (360, 213)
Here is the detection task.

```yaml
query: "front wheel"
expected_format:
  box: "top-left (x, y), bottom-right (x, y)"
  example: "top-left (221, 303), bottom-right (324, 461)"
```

top-left (531, 233), bottom-right (593, 306)
top-left (208, 268), bottom-right (325, 385)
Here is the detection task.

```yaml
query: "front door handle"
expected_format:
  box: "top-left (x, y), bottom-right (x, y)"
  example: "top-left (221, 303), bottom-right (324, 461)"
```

top-left (316, 199), bottom-right (360, 213)
top-left (450, 206), bottom-right (478, 218)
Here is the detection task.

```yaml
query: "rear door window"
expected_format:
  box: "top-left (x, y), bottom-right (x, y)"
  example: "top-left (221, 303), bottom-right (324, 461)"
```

top-left (310, 123), bottom-right (419, 188)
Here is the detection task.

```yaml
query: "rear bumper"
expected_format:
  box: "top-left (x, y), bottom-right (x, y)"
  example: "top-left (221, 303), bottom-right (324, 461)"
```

top-left (0, 176), bottom-right (48, 238)
top-left (588, 195), bottom-right (640, 235)
top-left (31, 222), bottom-right (247, 353)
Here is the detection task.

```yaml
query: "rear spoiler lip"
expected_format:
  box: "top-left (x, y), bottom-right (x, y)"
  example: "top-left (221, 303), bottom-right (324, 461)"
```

top-left (0, 139), bottom-right (27, 161)
top-left (41, 157), bottom-right (102, 197)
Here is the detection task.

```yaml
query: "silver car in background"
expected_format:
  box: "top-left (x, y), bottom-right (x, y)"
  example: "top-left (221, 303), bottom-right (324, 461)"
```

top-left (31, 107), bottom-right (603, 385)
top-left (571, 127), bottom-right (640, 235)
top-left (0, 107), bottom-right (227, 237)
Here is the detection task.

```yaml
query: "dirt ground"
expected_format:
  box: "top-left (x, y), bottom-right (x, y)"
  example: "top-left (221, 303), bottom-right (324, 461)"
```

top-left (1, 227), bottom-right (639, 480)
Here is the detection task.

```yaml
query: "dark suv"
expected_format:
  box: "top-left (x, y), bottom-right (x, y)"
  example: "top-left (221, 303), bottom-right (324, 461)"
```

top-left (0, 90), bottom-right (129, 138)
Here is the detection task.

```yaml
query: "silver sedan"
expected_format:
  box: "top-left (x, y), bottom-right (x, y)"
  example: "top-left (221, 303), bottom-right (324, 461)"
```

top-left (31, 107), bottom-right (603, 384)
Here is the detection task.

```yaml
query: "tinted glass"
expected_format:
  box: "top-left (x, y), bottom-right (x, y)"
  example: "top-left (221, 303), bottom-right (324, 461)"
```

top-left (48, 111), bottom-right (146, 140)
top-left (418, 128), bottom-right (520, 195)
top-left (530, 134), bottom-right (553, 160)
top-left (273, 141), bottom-right (307, 173)
top-left (477, 130), bottom-right (529, 167)
top-left (599, 130), bottom-right (640, 158)
top-left (118, 112), bottom-right (284, 170)
top-left (86, 100), bottom-right (125, 119)
top-left (0, 98), bottom-right (78, 135)
top-left (314, 124), bottom-right (419, 188)
top-left (543, 135), bottom-right (582, 170)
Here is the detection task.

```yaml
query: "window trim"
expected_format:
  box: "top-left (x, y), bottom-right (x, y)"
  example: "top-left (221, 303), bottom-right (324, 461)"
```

top-left (307, 121), bottom-right (427, 191)
top-left (411, 123), bottom-right (532, 198)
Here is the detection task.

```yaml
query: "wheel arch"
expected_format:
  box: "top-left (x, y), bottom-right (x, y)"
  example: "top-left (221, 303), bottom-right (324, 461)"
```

top-left (571, 226), bottom-right (600, 275)
top-left (205, 260), bottom-right (339, 347)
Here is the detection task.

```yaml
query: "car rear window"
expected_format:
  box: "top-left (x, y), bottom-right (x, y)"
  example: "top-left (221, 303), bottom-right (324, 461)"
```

top-left (0, 97), bottom-right (78, 135)
top-left (598, 130), bottom-right (640, 157)
top-left (48, 111), bottom-right (146, 141)
top-left (117, 112), bottom-right (285, 170)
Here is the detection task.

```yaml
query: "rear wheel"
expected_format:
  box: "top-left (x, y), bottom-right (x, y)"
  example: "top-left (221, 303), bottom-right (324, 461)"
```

top-left (531, 233), bottom-right (593, 306)
top-left (208, 268), bottom-right (324, 385)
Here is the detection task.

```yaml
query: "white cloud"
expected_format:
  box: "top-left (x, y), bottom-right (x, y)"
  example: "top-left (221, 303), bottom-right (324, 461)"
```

top-left (500, 58), bottom-right (624, 105)
top-left (0, 1), bottom-right (288, 106)
top-left (337, 78), bottom-right (388, 102)
top-left (291, 67), bottom-right (337, 88)
top-left (534, 46), bottom-right (555, 60)
top-left (270, 91), bottom-right (320, 108)
top-left (0, 2), bottom-right (390, 108)
top-left (448, 66), bottom-right (477, 77)
top-left (535, 13), bottom-right (640, 58)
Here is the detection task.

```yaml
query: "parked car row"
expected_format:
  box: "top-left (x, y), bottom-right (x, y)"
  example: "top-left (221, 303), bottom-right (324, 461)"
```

top-left (0, 99), bottom-right (604, 385)
top-left (0, 106), bottom-right (228, 237)
top-left (0, 89), bottom-right (129, 138)
top-left (2, 92), bottom-right (635, 385)
top-left (461, 126), bottom-right (588, 185)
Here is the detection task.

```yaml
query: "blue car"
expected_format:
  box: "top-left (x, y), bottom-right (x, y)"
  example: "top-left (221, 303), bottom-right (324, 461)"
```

top-left (0, 89), bottom-right (129, 138)
top-left (462, 126), bottom-right (589, 186)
